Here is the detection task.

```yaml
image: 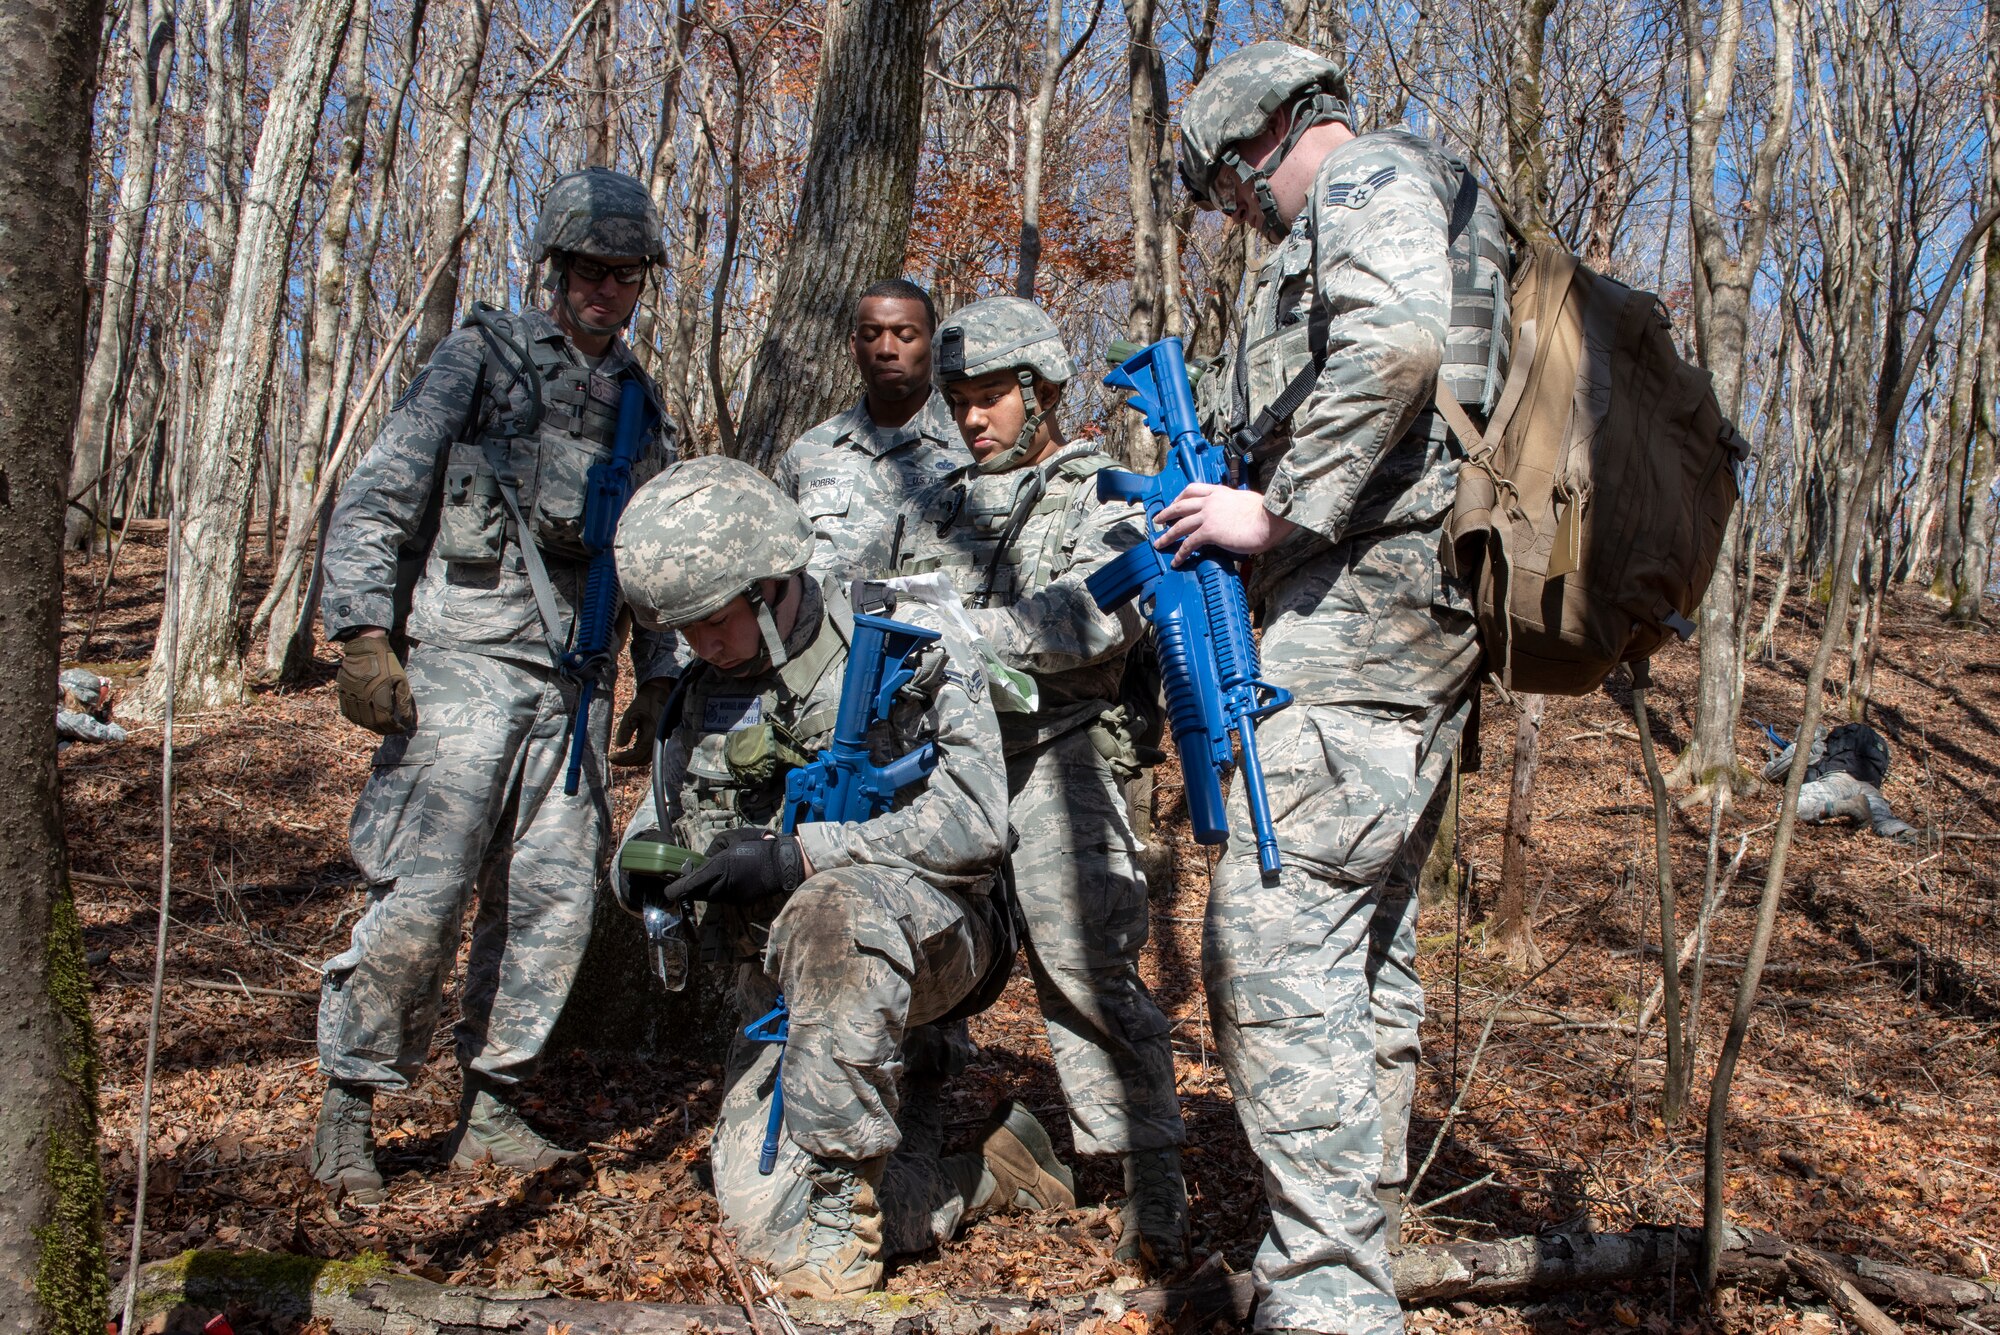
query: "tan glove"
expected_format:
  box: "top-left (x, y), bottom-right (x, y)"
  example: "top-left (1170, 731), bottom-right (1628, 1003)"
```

top-left (336, 634), bottom-right (416, 735)
top-left (610, 676), bottom-right (676, 766)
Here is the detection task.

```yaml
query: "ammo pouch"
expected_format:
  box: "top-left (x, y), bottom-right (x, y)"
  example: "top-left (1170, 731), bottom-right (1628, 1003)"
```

top-left (436, 443), bottom-right (507, 565)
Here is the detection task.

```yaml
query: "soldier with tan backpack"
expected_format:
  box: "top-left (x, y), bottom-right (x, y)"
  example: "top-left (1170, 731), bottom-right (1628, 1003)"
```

top-left (1158, 41), bottom-right (1742, 1335)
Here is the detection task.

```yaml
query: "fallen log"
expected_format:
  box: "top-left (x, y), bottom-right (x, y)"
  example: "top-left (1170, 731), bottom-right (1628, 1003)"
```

top-left (127, 1225), bottom-right (2000, 1335)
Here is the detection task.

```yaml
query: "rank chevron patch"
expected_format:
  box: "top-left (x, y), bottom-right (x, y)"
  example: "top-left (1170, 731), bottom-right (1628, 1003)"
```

top-left (1327, 165), bottom-right (1398, 210)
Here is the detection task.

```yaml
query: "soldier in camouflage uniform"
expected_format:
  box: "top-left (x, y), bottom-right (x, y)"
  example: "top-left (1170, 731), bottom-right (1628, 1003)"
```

top-left (900, 297), bottom-right (1189, 1270)
top-left (313, 168), bottom-right (681, 1203)
top-left (612, 458), bottom-right (1075, 1298)
top-left (1162, 43), bottom-right (1509, 1335)
top-left (774, 279), bottom-right (971, 582)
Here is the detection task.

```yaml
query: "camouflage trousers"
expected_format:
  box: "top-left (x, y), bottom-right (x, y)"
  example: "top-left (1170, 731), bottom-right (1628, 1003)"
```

top-left (1008, 725), bottom-right (1184, 1156)
top-left (713, 865), bottom-right (996, 1269)
top-left (1798, 771), bottom-right (1914, 839)
top-left (318, 644), bottom-right (611, 1091)
top-left (1205, 534), bottom-right (1477, 1335)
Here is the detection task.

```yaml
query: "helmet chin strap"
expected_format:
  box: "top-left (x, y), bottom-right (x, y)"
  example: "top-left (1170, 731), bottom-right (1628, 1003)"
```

top-left (554, 259), bottom-right (634, 336)
top-left (743, 580), bottom-right (791, 669)
top-left (976, 370), bottom-right (1049, 474)
top-left (1221, 90), bottom-right (1351, 240)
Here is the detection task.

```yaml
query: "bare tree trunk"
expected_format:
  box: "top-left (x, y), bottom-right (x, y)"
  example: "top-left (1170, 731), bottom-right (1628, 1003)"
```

top-left (1930, 266), bottom-right (1983, 594)
top-left (0, 0), bottom-right (111, 1322)
top-left (67, 0), bottom-right (175, 553)
top-left (139, 0), bottom-right (358, 715)
top-left (630, 0), bottom-right (694, 373)
top-left (1629, 662), bottom-right (1688, 1122)
top-left (1488, 694), bottom-right (1547, 972)
top-left (1279, 0), bottom-right (1345, 51)
top-left (1674, 0), bottom-right (1798, 799)
top-left (1503, 0), bottom-right (1558, 237)
top-left (1583, 89), bottom-right (1628, 270)
top-left (1118, 0), bottom-right (1171, 467)
top-left (411, 0), bottom-right (493, 367)
top-left (585, 0), bottom-right (619, 169)
top-left (247, 0), bottom-right (427, 664)
top-left (732, 0), bottom-right (933, 472)
top-left (1952, 93), bottom-right (2000, 623)
top-left (201, 0), bottom-right (247, 291)
top-left (261, 8), bottom-right (372, 679)
top-left (1016, 0), bottom-right (1065, 299)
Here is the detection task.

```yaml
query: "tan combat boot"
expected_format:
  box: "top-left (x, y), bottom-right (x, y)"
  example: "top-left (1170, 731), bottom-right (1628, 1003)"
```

top-left (448, 1081), bottom-right (579, 1171)
top-left (773, 1155), bottom-right (889, 1299)
top-left (311, 1082), bottom-right (385, 1205)
top-left (963, 1100), bottom-right (1077, 1219)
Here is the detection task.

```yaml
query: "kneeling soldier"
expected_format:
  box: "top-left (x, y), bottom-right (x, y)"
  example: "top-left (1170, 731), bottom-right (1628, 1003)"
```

top-left (613, 458), bottom-right (1074, 1298)
top-left (903, 298), bottom-right (1189, 1268)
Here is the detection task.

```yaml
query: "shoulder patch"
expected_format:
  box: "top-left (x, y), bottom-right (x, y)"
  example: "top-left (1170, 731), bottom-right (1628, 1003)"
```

top-left (1326, 165), bottom-right (1398, 210)
top-left (392, 368), bottom-right (430, 412)
top-left (942, 663), bottom-right (987, 705)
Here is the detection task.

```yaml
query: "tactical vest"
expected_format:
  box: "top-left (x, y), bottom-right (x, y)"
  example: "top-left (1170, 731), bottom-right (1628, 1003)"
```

top-left (903, 447), bottom-right (1114, 610)
top-left (671, 618), bottom-right (847, 858)
top-left (433, 306), bottom-right (652, 569)
top-left (1227, 136), bottom-right (1512, 461)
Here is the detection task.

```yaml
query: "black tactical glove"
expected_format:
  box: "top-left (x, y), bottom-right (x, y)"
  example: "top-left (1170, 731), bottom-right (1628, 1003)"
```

top-left (610, 676), bottom-right (676, 767)
top-left (336, 633), bottom-right (416, 735)
top-left (670, 827), bottom-right (806, 906)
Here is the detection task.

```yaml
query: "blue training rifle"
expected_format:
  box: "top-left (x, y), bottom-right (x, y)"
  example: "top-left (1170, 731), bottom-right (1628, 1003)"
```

top-left (1086, 336), bottom-right (1291, 879)
top-left (560, 377), bottom-right (656, 796)
top-left (744, 601), bottom-right (942, 1173)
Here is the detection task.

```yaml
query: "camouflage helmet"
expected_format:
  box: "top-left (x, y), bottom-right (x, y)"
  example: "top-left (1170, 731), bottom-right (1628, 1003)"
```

top-left (615, 457), bottom-right (813, 632)
top-left (532, 167), bottom-right (667, 263)
top-left (936, 297), bottom-right (1076, 387)
top-left (937, 297), bottom-right (1075, 474)
top-left (1178, 42), bottom-right (1350, 234)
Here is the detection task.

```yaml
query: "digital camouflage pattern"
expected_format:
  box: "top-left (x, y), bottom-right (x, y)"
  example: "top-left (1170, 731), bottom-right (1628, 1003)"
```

top-left (903, 438), bottom-right (1183, 1156)
top-left (935, 297), bottom-right (1076, 386)
top-left (531, 167), bottom-right (668, 263)
top-left (1795, 772), bottom-right (1915, 840)
top-left (614, 455), bottom-right (815, 628)
top-left (1176, 42), bottom-right (1349, 213)
top-left (319, 644), bottom-right (613, 1089)
top-left (774, 391), bottom-right (970, 582)
top-left (321, 309), bottom-right (679, 681)
top-left (1190, 124), bottom-right (1486, 1335)
top-left (612, 558), bottom-right (1012, 1268)
top-left (317, 301), bottom-right (676, 1097)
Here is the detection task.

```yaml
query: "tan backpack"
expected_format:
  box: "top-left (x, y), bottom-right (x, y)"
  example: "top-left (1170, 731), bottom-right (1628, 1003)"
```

top-left (1433, 239), bottom-right (1747, 696)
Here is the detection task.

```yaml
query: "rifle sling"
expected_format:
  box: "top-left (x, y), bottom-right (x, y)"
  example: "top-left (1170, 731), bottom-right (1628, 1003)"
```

top-left (482, 439), bottom-right (574, 671)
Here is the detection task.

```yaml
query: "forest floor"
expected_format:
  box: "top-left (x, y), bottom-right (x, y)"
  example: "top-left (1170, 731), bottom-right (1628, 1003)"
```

top-left (61, 532), bottom-right (2000, 1334)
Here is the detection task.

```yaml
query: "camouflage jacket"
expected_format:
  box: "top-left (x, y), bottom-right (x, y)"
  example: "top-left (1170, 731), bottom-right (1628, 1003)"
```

top-left (773, 391), bottom-right (970, 583)
top-left (623, 578), bottom-right (1009, 900)
top-left (1229, 130), bottom-right (1508, 593)
top-left (902, 440), bottom-right (1147, 751)
top-left (320, 309), bottom-right (680, 681)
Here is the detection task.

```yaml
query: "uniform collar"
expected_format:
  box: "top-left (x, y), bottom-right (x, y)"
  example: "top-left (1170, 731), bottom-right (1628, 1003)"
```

top-left (525, 306), bottom-right (637, 375)
top-left (776, 577), bottom-right (850, 703)
top-left (838, 389), bottom-right (954, 459)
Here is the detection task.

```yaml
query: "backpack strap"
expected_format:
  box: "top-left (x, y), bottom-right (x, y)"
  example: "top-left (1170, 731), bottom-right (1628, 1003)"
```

top-left (1230, 160), bottom-right (1484, 466)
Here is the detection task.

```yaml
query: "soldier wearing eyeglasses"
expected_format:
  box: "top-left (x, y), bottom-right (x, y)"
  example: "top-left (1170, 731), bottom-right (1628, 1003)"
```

top-left (311, 167), bottom-right (681, 1202)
